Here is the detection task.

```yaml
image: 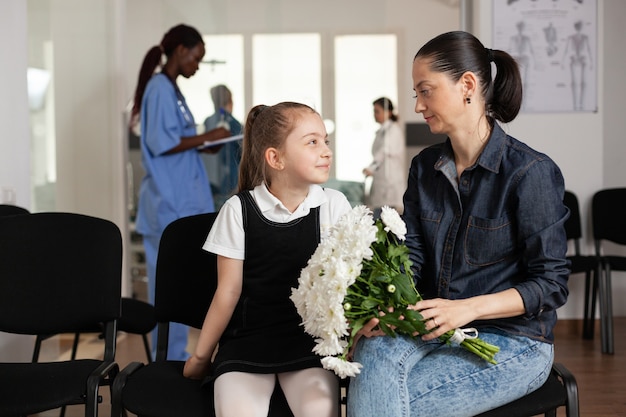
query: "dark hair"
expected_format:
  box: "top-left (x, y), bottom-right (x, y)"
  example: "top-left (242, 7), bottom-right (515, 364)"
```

top-left (238, 102), bottom-right (318, 192)
top-left (131, 24), bottom-right (204, 121)
top-left (372, 97), bottom-right (398, 122)
top-left (414, 31), bottom-right (522, 123)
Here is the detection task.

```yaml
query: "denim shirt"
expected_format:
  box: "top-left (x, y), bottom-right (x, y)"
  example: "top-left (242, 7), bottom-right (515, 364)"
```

top-left (403, 122), bottom-right (569, 342)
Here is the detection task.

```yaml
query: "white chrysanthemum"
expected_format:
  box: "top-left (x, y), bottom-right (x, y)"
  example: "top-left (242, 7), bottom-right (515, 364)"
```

top-left (321, 356), bottom-right (363, 378)
top-left (291, 205), bottom-right (384, 377)
top-left (380, 206), bottom-right (407, 240)
top-left (313, 335), bottom-right (347, 356)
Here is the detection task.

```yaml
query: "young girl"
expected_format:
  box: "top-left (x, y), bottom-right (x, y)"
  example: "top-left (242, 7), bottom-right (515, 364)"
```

top-left (183, 102), bottom-right (351, 417)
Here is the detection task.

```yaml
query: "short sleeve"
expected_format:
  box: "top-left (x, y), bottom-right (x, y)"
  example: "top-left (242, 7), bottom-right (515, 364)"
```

top-left (203, 195), bottom-right (245, 259)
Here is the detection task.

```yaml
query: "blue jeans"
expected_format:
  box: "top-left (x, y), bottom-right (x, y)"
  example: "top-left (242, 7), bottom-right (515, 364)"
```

top-left (347, 330), bottom-right (553, 417)
top-left (144, 234), bottom-right (190, 361)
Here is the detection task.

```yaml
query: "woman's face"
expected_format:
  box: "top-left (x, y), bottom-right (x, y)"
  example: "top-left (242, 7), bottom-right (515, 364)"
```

top-left (373, 103), bottom-right (388, 124)
top-left (178, 43), bottom-right (205, 78)
top-left (411, 57), bottom-right (465, 136)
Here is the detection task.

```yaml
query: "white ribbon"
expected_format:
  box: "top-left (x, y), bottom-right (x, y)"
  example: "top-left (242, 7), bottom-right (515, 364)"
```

top-left (448, 327), bottom-right (479, 344)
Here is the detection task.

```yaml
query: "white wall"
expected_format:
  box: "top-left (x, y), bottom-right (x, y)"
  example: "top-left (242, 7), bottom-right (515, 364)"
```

top-left (0, 0), bottom-right (36, 362)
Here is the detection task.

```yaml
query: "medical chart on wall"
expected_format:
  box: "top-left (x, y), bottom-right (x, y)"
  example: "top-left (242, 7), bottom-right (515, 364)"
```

top-left (493, 0), bottom-right (597, 113)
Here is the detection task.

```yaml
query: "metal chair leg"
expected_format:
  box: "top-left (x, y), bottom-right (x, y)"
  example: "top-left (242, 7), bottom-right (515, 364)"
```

top-left (582, 270), bottom-right (593, 339)
top-left (598, 261), bottom-right (614, 354)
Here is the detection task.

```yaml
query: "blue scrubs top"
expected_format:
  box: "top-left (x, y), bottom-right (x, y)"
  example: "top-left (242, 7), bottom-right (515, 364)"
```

top-left (136, 73), bottom-right (214, 237)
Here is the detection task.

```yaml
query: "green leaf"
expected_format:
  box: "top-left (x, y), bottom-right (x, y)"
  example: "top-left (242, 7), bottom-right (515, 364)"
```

top-left (392, 273), bottom-right (419, 305)
top-left (361, 298), bottom-right (380, 310)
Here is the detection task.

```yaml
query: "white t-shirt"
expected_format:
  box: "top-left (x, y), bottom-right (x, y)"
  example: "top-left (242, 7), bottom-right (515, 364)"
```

top-left (203, 183), bottom-right (352, 260)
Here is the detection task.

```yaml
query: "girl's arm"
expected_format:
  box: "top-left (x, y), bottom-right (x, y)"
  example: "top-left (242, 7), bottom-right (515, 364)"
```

top-left (183, 255), bottom-right (243, 379)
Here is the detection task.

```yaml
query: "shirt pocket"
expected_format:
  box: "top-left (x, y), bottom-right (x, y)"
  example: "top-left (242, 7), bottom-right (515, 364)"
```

top-left (420, 209), bottom-right (443, 248)
top-left (465, 214), bottom-right (516, 266)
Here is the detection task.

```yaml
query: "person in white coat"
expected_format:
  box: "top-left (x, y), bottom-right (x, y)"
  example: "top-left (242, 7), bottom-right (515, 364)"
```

top-left (363, 97), bottom-right (407, 215)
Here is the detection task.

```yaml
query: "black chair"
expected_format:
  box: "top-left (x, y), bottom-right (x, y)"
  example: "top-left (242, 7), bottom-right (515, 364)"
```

top-left (0, 203), bottom-right (29, 216)
top-left (0, 207), bottom-right (157, 365)
top-left (592, 187), bottom-right (626, 355)
top-left (112, 212), bottom-right (343, 417)
top-left (32, 296), bottom-right (157, 364)
top-left (0, 212), bottom-right (122, 417)
top-left (475, 363), bottom-right (579, 417)
top-left (563, 190), bottom-right (599, 339)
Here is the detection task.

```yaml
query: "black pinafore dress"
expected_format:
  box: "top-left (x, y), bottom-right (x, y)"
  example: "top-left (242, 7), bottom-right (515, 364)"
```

top-left (207, 191), bottom-right (322, 382)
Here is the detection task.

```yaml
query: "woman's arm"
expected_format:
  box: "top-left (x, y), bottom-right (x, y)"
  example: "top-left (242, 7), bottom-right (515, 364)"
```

top-left (418, 158), bottom-right (569, 341)
top-left (414, 288), bottom-right (525, 341)
top-left (165, 127), bottom-right (231, 154)
top-left (183, 255), bottom-right (243, 379)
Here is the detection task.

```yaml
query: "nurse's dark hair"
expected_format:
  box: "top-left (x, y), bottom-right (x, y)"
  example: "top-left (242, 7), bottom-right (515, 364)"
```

top-left (414, 31), bottom-right (522, 123)
top-left (130, 24), bottom-right (204, 121)
top-left (238, 102), bottom-right (317, 192)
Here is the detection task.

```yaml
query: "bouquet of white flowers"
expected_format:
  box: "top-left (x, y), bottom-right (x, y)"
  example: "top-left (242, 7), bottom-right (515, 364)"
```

top-left (290, 205), bottom-right (500, 378)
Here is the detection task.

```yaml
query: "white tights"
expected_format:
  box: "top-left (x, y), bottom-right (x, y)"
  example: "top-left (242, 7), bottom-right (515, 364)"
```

top-left (213, 368), bottom-right (339, 417)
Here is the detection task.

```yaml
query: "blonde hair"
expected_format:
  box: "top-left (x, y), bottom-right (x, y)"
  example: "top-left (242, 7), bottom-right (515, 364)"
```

top-left (238, 102), bottom-right (317, 192)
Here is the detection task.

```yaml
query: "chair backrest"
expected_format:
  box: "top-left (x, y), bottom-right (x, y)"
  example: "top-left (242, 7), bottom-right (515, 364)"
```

top-left (563, 190), bottom-right (582, 241)
top-left (0, 204), bottom-right (29, 216)
top-left (154, 212), bottom-right (218, 330)
top-left (0, 212), bottom-right (122, 359)
top-left (592, 188), bottom-right (626, 246)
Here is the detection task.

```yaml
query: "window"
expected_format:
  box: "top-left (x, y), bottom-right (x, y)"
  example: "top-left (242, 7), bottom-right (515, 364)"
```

top-left (252, 33), bottom-right (322, 112)
top-left (334, 34), bottom-right (397, 182)
top-left (178, 35), bottom-right (245, 124)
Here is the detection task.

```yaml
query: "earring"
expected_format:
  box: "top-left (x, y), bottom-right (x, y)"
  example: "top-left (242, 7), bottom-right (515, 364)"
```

top-left (465, 96), bottom-right (471, 104)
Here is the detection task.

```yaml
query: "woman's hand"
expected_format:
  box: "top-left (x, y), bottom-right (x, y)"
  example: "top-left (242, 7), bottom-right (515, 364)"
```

top-left (413, 289), bottom-right (526, 340)
top-left (411, 298), bottom-right (477, 341)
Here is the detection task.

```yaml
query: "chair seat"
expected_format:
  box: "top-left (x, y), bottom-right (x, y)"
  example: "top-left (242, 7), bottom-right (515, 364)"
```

top-left (603, 255), bottom-right (626, 271)
top-left (121, 361), bottom-right (214, 417)
top-left (568, 255), bottom-right (597, 274)
top-left (0, 359), bottom-right (104, 416)
top-left (120, 361), bottom-right (295, 417)
top-left (475, 370), bottom-right (567, 417)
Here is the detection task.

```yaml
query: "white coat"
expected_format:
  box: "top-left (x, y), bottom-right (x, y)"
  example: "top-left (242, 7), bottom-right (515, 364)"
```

top-left (365, 119), bottom-right (407, 212)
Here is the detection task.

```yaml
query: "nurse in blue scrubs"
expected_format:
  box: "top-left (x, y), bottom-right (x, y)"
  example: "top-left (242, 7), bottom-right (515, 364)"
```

top-left (130, 24), bottom-right (230, 360)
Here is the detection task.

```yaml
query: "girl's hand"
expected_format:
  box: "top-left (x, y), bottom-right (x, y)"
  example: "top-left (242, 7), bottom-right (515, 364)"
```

top-left (347, 316), bottom-right (387, 360)
top-left (183, 355), bottom-right (210, 380)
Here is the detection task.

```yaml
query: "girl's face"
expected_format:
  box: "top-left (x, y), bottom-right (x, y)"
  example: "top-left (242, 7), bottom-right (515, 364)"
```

top-left (280, 112), bottom-right (332, 187)
top-left (411, 57), bottom-right (466, 137)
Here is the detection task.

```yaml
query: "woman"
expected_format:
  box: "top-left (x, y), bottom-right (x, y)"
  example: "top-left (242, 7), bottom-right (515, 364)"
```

top-left (202, 84), bottom-right (243, 209)
top-left (362, 97), bottom-right (406, 214)
top-left (132, 24), bottom-right (230, 361)
top-left (348, 31), bottom-right (570, 417)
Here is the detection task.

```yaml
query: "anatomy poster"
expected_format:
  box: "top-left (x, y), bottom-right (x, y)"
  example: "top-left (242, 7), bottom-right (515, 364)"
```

top-left (493, 0), bottom-right (597, 113)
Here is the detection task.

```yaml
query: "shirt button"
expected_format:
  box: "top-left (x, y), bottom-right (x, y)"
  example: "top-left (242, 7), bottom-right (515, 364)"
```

top-left (462, 179), bottom-right (468, 186)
